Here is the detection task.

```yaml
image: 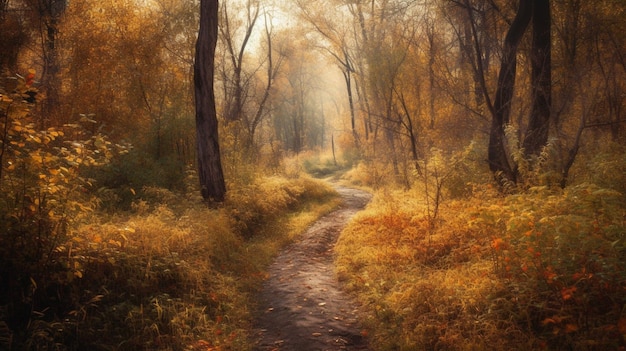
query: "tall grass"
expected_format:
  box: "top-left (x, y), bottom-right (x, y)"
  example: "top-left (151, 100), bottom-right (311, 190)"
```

top-left (335, 183), bottom-right (625, 350)
top-left (4, 175), bottom-right (339, 350)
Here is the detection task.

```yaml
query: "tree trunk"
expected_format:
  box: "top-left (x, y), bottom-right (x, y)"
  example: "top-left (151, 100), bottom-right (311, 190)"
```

top-left (523, 0), bottom-right (551, 157)
top-left (488, 0), bottom-right (533, 183)
top-left (38, 0), bottom-right (66, 129)
top-left (194, 0), bottom-right (226, 203)
top-left (426, 20), bottom-right (437, 129)
top-left (342, 59), bottom-right (359, 148)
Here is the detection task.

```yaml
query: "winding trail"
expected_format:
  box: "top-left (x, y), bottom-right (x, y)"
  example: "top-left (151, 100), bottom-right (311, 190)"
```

top-left (253, 185), bottom-right (372, 351)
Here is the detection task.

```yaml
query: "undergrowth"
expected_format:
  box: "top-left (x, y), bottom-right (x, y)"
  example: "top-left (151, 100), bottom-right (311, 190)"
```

top-left (1, 174), bottom-right (338, 350)
top-left (336, 183), bottom-right (626, 350)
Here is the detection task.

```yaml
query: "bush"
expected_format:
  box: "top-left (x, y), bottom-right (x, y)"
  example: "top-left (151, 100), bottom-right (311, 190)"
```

top-left (485, 184), bottom-right (626, 349)
top-left (0, 73), bottom-right (126, 349)
top-left (226, 175), bottom-right (336, 238)
top-left (0, 120), bottom-right (339, 351)
top-left (89, 150), bottom-right (188, 211)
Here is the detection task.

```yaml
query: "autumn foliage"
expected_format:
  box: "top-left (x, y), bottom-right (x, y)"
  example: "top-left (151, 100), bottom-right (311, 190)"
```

top-left (1, 0), bottom-right (625, 350)
top-left (0, 86), bottom-right (337, 348)
top-left (336, 166), bottom-right (626, 350)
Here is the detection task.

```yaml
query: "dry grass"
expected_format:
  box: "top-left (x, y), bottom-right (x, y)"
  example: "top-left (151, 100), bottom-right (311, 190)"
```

top-left (335, 184), bottom-right (626, 350)
top-left (13, 174), bottom-right (339, 350)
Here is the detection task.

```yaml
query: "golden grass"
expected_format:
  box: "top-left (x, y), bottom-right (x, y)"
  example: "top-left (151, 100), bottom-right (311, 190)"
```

top-left (335, 184), bottom-right (625, 350)
top-left (41, 174), bottom-right (339, 350)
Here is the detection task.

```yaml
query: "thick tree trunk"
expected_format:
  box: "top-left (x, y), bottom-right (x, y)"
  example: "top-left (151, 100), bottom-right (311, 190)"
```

top-left (523, 0), bottom-right (551, 157)
top-left (488, 0), bottom-right (533, 183)
top-left (194, 0), bottom-right (226, 203)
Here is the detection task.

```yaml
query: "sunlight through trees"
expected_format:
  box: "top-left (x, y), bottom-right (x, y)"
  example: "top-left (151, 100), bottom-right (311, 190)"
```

top-left (0, 0), bottom-right (624, 349)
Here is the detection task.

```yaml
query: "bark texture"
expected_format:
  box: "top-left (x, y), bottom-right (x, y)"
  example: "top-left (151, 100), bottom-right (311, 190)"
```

top-left (194, 0), bottom-right (226, 203)
top-left (523, 0), bottom-right (552, 157)
top-left (488, 0), bottom-right (533, 183)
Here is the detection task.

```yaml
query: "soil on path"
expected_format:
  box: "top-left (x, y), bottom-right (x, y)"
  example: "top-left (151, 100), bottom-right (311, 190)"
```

top-left (252, 185), bottom-right (372, 351)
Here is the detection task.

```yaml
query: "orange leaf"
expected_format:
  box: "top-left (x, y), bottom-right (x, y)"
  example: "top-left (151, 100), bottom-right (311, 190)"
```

top-left (560, 286), bottom-right (577, 301)
top-left (491, 238), bottom-right (505, 250)
top-left (543, 268), bottom-right (557, 283)
top-left (542, 315), bottom-right (565, 325)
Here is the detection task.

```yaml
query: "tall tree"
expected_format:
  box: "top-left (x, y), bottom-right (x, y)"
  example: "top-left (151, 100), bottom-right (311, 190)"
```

top-left (243, 13), bottom-right (285, 150)
top-left (487, 0), bottom-right (532, 183)
top-left (522, 0), bottom-right (551, 157)
top-left (487, 0), bottom-right (552, 185)
top-left (219, 0), bottom-right (259, 123)
top-left (195, 0), bottom-right (226, 203)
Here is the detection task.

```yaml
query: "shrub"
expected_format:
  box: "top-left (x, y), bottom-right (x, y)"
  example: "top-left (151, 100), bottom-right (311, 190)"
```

top-left (90, 150), bottom-right (188, 211)
top-left (0, 73), bottom-right (126, 349)
top-left (226, 175), bottom-right (336, 238)
top-left (486, 184), bottom-right (626, 349)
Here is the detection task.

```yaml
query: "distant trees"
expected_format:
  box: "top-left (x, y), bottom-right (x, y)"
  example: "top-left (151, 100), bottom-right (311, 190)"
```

top-left (1, 0), bottom-right (623, 195)
top-left (218, 0), bottom-right (285, 152)
top-left (219, 0), bottom-right (259, 125)
top-left (293, 0), bottom-right (623, 191)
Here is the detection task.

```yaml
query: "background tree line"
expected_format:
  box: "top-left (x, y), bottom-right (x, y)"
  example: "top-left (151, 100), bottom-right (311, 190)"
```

top-left (2, 0), bottom-right (625, 196)
top-left (296, 0), bottom-right (624, 193)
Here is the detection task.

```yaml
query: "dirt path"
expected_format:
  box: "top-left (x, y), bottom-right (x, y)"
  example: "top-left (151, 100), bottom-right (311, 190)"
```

top-left (252, 185), bottom-right (372, 351)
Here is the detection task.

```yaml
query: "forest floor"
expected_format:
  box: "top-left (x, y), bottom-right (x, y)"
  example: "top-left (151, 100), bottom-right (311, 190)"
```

top-left (252, 184), bottom-right (372, 351)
